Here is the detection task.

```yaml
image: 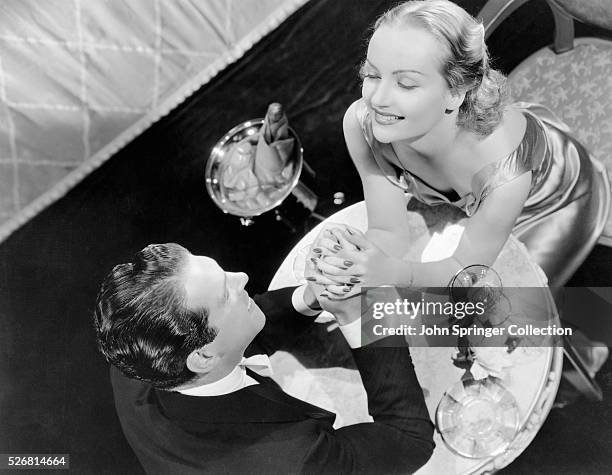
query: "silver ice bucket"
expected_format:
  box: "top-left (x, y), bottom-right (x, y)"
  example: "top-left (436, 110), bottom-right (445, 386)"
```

top-left (205, 119), bottom-right (317, 225)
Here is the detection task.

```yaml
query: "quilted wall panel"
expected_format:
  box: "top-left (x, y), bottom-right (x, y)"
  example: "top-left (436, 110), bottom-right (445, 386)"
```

top-left (0, 0), bottom-right (309, 241)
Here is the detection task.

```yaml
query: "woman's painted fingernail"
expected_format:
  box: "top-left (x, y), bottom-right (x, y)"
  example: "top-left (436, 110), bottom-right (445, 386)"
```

top-left (350, 277), bottom-right (361, 283)
top-left (343, 286), bottom-right (351, 292)
top-left (333, 244), bottom-right (342, 251)
top-left (310, 257), bottom-right (317, 264)
top-left (306, 277), bottom-right (316, 281)
top-left (346, 228), bottom-right (354, 235)
top-left (313, 247), bottom-right (322, 254)
top-left (344, 260), bottom-right (353, 267)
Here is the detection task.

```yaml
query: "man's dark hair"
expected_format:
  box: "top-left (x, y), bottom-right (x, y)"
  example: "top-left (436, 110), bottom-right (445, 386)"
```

top-left (93, 243), bottom-right (217, 390)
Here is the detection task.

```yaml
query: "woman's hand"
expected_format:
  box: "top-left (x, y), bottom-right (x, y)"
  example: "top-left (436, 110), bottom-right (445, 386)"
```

top-left (305, 228), bottom-right (359, 298)
top-left (310, 226), bottom-right (408, 298)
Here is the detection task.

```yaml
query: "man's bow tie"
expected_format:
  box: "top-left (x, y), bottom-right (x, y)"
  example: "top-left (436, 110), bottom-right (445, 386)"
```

top-left (239, 354), bottom-right (274, 377)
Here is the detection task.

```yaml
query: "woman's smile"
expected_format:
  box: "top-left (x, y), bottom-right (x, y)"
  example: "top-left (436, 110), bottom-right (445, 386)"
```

top-left (373, 110), bottom-right (405, 125)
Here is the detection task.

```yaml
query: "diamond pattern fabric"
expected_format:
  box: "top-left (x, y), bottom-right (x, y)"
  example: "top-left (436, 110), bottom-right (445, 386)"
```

top-left (0, 0), bottom-right (307, 237)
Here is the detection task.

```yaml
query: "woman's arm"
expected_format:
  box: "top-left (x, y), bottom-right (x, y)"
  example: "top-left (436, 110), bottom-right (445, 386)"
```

top-left (317, 171), bottom-right (532, 292)
top-left (408, 171), bottom-right (532, 286)
top-left (343, 100), bottom-right (412, 257)
top-left (317, 101), bottom-right (532, 292)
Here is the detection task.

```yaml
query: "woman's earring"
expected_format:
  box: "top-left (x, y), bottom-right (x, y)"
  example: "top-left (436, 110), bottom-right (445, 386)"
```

top-left (445, 108), bottom-right (454, 115)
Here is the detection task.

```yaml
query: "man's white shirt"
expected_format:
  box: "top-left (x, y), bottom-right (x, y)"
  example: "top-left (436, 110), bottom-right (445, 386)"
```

top-left (177, 285), bottom-right (361, 396)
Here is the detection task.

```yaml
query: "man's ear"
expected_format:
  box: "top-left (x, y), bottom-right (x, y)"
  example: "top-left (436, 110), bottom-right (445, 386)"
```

top-left (186, 347), bottom-right (218, 374)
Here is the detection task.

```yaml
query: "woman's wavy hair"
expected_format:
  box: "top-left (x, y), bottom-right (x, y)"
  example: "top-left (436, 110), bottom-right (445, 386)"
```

top-left (374, 0), bottom-right (508, 135)
top-left (93, 243), bottom-right (217, 390)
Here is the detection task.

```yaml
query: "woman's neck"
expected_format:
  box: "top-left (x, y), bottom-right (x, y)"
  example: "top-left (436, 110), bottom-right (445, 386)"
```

top-left (394, 115), bottom-right (469, 165)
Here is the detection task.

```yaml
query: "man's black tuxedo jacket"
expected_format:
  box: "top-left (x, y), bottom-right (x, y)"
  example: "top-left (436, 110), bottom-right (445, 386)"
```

top-left (111, 286), bottom-right (434, 474)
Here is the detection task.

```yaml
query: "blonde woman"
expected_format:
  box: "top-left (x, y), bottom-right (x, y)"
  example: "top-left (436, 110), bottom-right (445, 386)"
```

top-left (309, 0), bottom-right (609, 391)
top-left (312, 0), bottom-right (608, 294)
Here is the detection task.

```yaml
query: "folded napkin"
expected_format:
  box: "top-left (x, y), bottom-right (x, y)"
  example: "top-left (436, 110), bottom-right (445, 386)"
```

top-left (470, 346), bottom-right (513, 381)
top-left (221, 139), bottom-right (261, 203)
top-left (254, 103), bottom-right (295, 185)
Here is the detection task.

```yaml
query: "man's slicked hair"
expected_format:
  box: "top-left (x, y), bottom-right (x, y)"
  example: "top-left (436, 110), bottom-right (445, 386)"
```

top-left (93, 243), bottom-right (217, 390)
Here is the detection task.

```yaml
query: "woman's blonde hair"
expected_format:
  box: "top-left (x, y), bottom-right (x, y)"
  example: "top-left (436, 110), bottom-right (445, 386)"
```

top-left (374, 0), bottom-right (508, 136)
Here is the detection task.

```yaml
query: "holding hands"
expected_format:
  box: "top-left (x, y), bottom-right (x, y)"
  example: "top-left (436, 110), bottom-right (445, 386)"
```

top-left (306, 225), bottom-right (400, 300)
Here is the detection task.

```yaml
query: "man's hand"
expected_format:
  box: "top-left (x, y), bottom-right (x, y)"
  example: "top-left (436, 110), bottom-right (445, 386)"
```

top-left (305, 255), bottom-right (361, 326)
top-left (319, 290), bottom-right (362, 327)
top-left (302, 283), bottom-right (321, 311)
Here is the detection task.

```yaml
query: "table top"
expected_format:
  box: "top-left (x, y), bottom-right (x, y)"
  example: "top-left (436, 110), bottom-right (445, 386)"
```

top-left (269, 200), bottom-right (563, 474)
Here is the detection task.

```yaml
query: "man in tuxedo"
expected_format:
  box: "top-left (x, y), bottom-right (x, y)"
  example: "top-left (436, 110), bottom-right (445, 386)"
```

top-left (94, 242), bottom-right (434, 474)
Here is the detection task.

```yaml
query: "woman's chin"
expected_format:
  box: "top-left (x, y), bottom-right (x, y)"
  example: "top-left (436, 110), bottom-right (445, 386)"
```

top-left (372, 128), bottom-right (396, 144)
top-left (371, 122), bottom-right (412, 144)
top-left (373, 125), bottom-right (425, 145)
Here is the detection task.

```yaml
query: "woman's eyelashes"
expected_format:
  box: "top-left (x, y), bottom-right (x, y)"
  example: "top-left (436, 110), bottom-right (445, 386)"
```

top-left (362, 73), bottom-right (380, 80)
top-left (397, 82), bottom-right (417, 90)
top-left (362, 74), bottom-right (417, 90)
top-left (358, 67), bottom-right (379, 81)
top-left (359, 67), bottom-right (417, 90)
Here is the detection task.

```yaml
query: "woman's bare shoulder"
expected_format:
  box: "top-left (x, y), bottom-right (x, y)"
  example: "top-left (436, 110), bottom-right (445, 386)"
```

top-left (501, 104), bottom-right (527, 136)
top-left (344, 99), bottom-right (366, 127)
top-left (476, 105), bottom-right (527, 162)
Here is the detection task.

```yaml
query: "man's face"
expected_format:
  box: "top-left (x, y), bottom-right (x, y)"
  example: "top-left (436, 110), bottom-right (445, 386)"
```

top-left (182, 255), bottom-right (265, 360)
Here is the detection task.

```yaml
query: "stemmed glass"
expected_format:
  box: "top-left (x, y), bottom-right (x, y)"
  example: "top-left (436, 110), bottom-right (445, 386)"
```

top-left (449, 264), bottom-right (504, 313)
top-left (451, 264), bottom-right (544, 362)
top-left (440, 265), bottom-right (521, 458)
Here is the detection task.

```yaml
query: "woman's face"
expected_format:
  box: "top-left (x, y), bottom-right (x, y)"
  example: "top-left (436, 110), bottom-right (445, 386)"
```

top-left (361, 24), bottom-right (454, 144)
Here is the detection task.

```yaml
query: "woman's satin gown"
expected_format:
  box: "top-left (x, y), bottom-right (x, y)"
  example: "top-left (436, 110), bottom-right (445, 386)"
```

top-left (356, 100), bottom-right (610, 288)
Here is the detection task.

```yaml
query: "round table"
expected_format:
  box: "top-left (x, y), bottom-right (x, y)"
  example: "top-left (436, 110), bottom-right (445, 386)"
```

top-left (269, 200), bottom-right (563, 474)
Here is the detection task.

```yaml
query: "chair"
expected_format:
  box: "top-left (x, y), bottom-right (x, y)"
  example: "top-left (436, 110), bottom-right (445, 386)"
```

top-left (479, 0), bottom-right (612, 245)
top-left (478, 0), bottom-right (612, 401)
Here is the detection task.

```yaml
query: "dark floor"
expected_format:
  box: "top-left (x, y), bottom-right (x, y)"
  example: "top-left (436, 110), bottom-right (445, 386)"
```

top-left (1, 0), bottom-right (611, 473)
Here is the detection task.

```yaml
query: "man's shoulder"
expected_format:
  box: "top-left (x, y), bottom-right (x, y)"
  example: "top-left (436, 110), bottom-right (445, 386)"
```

top-left (110, 366), bottom-right (331, 426)
top-left (110, 374), bottom-right (331, 473)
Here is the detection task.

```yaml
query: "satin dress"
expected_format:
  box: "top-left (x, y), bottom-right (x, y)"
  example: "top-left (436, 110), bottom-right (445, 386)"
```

top-left (355, 100), bottom-right (610, 287)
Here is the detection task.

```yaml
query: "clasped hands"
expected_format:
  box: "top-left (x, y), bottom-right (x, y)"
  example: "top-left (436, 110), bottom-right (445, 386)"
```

top-left (304, 224), bottom-right (397, 300)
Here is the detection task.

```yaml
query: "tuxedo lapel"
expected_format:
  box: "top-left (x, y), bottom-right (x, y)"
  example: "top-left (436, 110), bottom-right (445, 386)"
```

top-left (156, 375), bottom-right (334, 425)
top-left (154, 288), bottom-right (334, 426)
top-left (246, 370), bottom-right (335, 422)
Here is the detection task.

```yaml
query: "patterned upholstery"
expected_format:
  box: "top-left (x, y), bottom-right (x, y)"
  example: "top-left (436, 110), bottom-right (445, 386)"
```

top-left (508, 37), bottom-right (612, 243)
top-left (551, 0), bottom-right (612, 30)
